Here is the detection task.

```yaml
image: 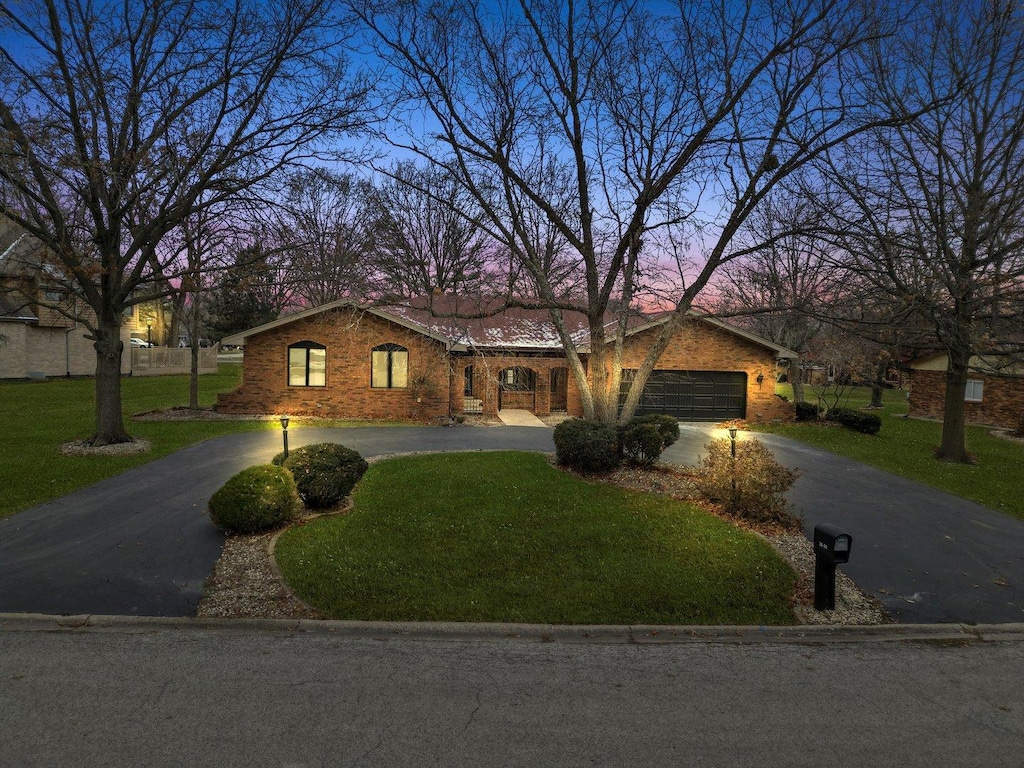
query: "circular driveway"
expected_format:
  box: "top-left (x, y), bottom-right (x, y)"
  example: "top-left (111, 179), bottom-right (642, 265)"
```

top-left (1, 424), bottom-right (1021, 623)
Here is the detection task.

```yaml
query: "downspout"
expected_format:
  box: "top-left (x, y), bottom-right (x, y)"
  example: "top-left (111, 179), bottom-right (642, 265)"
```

top-left (65, 296), bottom-right (78, 377)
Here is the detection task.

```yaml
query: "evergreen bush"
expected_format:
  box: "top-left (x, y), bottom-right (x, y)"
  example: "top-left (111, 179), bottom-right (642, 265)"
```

top-left (619, 422), bottom-right (665, 467)
top-left (280, 443), bottom-right (369, 509)
top-left (826, 407), bottom-right (882, 435)
top-left (618, 414), bottom-right (680, 467)
top-left (208, 464), bottom-right (301, 534)
top-left (794, 401), bottom-right (820, 421)
top-left (553, 419), bottom-right (621, 473)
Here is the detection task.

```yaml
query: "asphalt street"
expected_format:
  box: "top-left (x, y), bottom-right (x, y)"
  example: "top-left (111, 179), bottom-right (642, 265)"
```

top-left (1, 620), bottom-right (1021, 768)
top-left (0, 422), bottom-right (1021, 622)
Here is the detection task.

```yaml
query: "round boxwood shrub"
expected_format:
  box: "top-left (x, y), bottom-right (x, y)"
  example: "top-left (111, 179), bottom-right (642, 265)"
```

top-left (618, 414), bottom-right (680, 467)
top-left (280, 443), bottom-right (369, 509)
top-left (553, 418), bottom-right (621, 473)
top-left (619, 421), bottom-right (665, 467)
top-left (208, 464), bottom-right (301, 534)
top-left (633, 413), bottom-right (680, 449)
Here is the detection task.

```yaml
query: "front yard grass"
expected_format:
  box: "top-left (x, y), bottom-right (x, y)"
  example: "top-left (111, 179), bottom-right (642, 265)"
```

top-left (275, 452), bottom-right (798, 625)
top-left (760, 386), bottom-right (1024, 520)
top-left (0, 366), bottom-right (402, 519)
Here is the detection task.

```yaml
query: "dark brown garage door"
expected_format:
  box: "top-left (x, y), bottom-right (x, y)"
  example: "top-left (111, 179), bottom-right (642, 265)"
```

top-left (620, 370), bottom-right (747, 421)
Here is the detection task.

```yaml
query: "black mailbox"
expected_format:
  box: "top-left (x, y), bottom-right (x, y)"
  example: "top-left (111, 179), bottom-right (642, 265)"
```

top-left (814, 523), bottom-right (852, 565)
top-left (813, 523), bottom-right (854, 610)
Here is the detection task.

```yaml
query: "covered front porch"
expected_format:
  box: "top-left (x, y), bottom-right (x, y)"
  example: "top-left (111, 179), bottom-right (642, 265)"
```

top-left (454, 355), bottom-right (573, 418)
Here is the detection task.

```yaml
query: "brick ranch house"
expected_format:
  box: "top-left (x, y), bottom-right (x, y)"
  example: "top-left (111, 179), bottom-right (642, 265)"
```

top-left (909, 352), bottom-right (1024, 431)
top-left (217, 297), bottom-right (797, 423)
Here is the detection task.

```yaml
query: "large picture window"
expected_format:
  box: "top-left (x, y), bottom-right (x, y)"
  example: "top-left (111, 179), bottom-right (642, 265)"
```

top-left (288, 341), bottom-right (326, 387)
top-left (371, 344), bottom-right (408, 388)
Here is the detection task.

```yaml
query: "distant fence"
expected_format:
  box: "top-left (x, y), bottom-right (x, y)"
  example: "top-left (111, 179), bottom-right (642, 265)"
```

top-left (130, 346), bottom-right (219, 376)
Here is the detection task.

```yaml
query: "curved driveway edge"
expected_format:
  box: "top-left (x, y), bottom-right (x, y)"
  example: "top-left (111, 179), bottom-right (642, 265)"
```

top-left (1, 423), bottom-right (1022, 623)
top-left (0, 426), bottom-right (556, 618)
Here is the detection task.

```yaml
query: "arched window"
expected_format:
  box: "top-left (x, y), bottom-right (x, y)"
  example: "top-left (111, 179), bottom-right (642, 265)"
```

top-left (288, 341), bottom-right (326, 387)
top-left (371, 343), bottom-right (408, 388)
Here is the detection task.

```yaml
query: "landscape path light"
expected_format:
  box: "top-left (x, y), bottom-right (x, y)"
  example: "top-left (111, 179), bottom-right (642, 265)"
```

top-left (280, 416), bottom-right (290, 460)
top-left (728, 426), bottom-right (739, 511)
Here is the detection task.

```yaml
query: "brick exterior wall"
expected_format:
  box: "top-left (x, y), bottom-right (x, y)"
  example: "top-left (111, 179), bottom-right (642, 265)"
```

top-left (218, 309), bottom-right (793, 423)
top-left (615, 318), bottom-right (792, 423)
top-left (909, 369), bottom-right (1024, 430)
top-left (217, 307), bottom-right (452, 421)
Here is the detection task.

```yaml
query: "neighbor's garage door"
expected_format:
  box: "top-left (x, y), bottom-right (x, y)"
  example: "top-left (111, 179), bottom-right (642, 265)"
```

top-left (621, 370), bottom-right (747, 421)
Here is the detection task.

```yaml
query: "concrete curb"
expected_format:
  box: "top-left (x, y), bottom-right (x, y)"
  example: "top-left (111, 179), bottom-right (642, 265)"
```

top-left (2, 613), bottom-right (1022, 645)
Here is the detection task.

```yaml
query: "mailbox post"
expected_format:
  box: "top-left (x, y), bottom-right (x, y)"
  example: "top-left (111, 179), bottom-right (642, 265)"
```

top-left (813, 523), bottom-right (853, 610)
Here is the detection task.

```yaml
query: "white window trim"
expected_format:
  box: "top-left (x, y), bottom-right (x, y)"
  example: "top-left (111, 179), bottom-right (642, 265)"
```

top-left (965, 379), bottom-right (984, 403)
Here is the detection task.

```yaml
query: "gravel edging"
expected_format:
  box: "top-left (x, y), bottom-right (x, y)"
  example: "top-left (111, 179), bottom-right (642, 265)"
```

top-left (197, 452), bottom-right (889, 625)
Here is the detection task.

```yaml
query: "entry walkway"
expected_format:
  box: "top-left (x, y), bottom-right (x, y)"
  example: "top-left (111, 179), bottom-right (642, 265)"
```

top-left (1, 423), bottom-right (1021, 622)
top-left (497, 409), bottom-right (549, 427)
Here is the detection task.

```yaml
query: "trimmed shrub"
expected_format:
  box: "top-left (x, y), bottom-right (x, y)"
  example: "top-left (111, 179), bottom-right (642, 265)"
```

top-left (208, 464), bottom-right (301, 534)
top-left (618, 414), bottom-right (680, 467)
top-left (620, 422), bottom-right (665, 467)
top-left (826, 407), bottom-right (882, 435)
top-left (691, 437), bottom-right (798, 527)
top-left (280, 443), bottom-right (369, 509)
top-left (794, 401), bottom-right (820, 422)
top-left (553, 418), bottom-right (621, 473)
top-left (634, 413), bottom-right (680, 449)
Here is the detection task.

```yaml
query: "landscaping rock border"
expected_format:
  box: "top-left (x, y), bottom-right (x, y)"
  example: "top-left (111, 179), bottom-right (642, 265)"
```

top-left (198, 451), bottom-right (888, 625)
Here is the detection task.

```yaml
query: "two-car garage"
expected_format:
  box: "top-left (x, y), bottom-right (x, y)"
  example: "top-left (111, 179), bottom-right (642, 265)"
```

top-left (621, 370), bottom-right (747, 421)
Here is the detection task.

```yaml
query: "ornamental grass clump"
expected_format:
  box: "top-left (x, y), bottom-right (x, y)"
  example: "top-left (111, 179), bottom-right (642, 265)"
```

top-left (208, 464), bottom-right (300, 534)
top-left (692, 437), bottom-right (798, 528)
top-left (275, 443), bottom-right (368, 509)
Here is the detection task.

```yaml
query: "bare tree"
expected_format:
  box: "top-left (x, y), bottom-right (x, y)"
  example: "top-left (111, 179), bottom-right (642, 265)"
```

top-left (355, 0), bottom-right (909, 423)
top-left (277, 168), bottom-right (376, 306)
top-left (817, 0), bottom-right (1024, 462)
top-left (0, 0), bottom-right (367, 444)
top-left (717, 193), bottom-right (841, 403)
top-left (369, 161), bottom-right (494, 297)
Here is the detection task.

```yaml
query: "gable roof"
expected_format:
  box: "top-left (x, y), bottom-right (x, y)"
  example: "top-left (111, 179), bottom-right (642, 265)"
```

top-left (222, 296), bottom-right (799, 358)
top-left (613, 312), bottom-right (800, 358)
top-left (220, 299), bottom-right (460, 349)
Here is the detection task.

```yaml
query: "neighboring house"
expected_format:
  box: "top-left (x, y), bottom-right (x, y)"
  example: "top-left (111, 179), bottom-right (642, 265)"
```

top-left (0, 221), bottom-right (132, 379)
top-left (124, 294), bottom-right (173, 347)
top-left (218, 296), bottom-right (797, 423)
top-left (909, 353), bottom-right (1024, 431)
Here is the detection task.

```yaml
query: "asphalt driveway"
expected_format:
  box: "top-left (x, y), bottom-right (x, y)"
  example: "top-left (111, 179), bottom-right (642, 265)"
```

top-left (1, 423), bottom-right (1021, 623)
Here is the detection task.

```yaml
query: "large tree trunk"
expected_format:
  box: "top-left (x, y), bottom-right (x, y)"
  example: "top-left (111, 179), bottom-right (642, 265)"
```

top-left (869, 357), bottom-right (887, 409)
top-left (188, 303), bottom-right (201, 410)
top-left (91, 318), bottom-right (132, 446)
top-left (789, 358), bottom-right (805, 404)
top-left (936, 350), bottom-right (971, 463)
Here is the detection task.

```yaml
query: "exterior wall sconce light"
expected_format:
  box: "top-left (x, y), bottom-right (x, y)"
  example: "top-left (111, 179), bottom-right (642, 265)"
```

top-left (756, 372), bottom-right (765, 387)
top-left (280, 416), bottom-right (290, 459)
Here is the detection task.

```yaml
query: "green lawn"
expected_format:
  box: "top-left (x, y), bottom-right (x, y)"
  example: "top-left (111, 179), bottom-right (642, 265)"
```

top-left (275, 452), bottom-right (798, 625)
top-left (0, 366), bottom-right (400, 519)
top-left (759, 385), bottom-right (1024, 520)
